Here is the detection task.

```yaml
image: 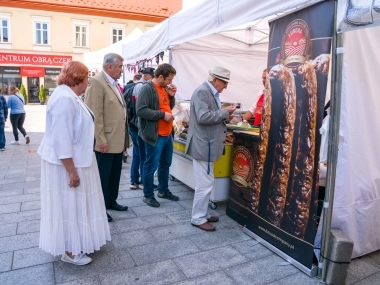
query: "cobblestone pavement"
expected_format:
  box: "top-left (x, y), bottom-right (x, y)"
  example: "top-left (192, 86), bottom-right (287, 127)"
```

top-left (0, 105), bottom-right (379, 285)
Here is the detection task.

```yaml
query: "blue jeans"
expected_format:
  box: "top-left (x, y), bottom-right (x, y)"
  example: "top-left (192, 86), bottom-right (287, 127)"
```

top-left (129, 125), bottom-right (146, 184)
top-left (0, 123), bottom-right (5, 149)
top-left (143, 135), bottom-right (173, 199)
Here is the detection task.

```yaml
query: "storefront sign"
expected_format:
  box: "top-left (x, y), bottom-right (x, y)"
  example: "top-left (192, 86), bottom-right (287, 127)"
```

top-left (245, 1), bottom-right (334, 270)
top-left (45, 68), bottom-right (61, 75)
top-left (2, 66), bottom-right (20, 74)
top-left (0, 53), bottom-right (72, 66)
top-left (21, 67), bottom-right (45, 77)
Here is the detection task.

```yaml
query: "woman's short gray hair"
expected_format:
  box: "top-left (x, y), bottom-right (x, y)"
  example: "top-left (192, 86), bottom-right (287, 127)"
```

top-left (103, 53), bottom-right (124, 68)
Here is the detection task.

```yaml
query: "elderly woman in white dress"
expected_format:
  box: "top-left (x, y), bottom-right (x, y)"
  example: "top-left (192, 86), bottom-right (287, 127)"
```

top-left (38, 61), bottom-right (111, 265)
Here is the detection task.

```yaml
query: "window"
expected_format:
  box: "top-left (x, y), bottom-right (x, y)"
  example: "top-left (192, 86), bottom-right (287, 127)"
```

top-left (112, 28), bottom-right (123, 44)
top-left (75, 25), bottom-right (87, 46)
top-left (32, 16), bottom-right (51, 46)
top-left (0, 20), bottom-right (9, 43)
top-left (35, 22), bottom-right (49, 44)
top-left (72, 20), bottom-right (90, 49)
top-left (109, 23), bottom-right (125, 45)
top-left (0, 13), bottom-right (11, 44)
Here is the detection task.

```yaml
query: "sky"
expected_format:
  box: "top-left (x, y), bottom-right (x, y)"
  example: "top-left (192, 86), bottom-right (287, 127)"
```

top-left (182, 0), bottom-right (204, 10)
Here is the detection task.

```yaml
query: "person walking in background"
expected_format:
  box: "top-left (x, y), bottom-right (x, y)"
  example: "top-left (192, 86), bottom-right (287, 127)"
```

top-left (85, 53), bottom-right (128, 222)
top-left (128, 67), bottom-right (155, 189)
top-left (185, 66), bottom-right (236, 231)
top-left (38, 61), bottom-right (111, 266)
top-left (136, 63), bottom-right (179, 207)
top-left (7, 85), bottom-right (30, 145)
top-left (0, 93), bottom-right (7, 151)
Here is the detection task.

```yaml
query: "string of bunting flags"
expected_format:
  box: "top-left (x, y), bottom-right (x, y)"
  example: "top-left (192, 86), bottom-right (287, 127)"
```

top-left (125, 51), bottom-right (166, 73)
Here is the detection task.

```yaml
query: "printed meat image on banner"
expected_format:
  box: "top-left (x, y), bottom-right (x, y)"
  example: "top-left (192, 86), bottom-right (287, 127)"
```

top-left (245, 1), bottom-right (334, 269)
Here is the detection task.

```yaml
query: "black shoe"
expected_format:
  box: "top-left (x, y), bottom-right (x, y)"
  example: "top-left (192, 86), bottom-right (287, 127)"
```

top-left (157, 192), bottom-right (179, 201)
top-left (107, 202), bottom-right (128, 211)
top-left (154, 184), bottom-right (158, 191)
top-left (122, 155), bottom-right (127, 163)
top-left (143, 197), bottom-right (160, 207)
top-left (106, 212), bottom-right (113, 222)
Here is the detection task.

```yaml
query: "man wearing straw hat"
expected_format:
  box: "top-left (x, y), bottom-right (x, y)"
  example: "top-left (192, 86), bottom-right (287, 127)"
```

top-left (185, 66), bottom-right (236, 231)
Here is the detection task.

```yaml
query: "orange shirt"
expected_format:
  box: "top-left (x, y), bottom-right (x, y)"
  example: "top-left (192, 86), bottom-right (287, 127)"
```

top-left (153, 82), bottom-right (172, 136)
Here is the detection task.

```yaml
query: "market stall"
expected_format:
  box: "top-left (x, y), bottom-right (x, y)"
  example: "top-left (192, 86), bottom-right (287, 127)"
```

top-left (121, 0), bottom-right (380, 281)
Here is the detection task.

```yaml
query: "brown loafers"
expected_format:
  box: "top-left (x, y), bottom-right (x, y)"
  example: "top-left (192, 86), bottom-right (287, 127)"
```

top-left (191, 222), bottom-right (215, 231)
top-left (207, 216), bottom-right (219, 223)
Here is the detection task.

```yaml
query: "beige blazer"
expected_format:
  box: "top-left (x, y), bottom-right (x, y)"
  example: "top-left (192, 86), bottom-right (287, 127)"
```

top-left (85, 71), bottom-right (128, 153)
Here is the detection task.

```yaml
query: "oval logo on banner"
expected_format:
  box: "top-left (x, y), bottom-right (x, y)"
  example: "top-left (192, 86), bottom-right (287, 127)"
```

top-left (281, 19), bottom-right (310, 68)
top-left (231, 146), bottom-right (254, 188)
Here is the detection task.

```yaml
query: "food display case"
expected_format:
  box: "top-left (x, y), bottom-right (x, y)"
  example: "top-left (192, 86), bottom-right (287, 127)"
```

top-left (169, 100), bottom-right (241, 208)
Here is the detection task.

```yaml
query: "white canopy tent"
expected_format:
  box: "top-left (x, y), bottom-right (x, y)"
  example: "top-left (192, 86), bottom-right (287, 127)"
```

top-left (121, 0), bottom-right (380, 263)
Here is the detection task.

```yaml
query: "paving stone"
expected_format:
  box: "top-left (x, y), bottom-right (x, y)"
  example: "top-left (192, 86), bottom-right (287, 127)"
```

top-left (54, 249), bottom-right (135, 283)
top-left (0, 203), bottom-right (20, 214)
top-left (360, 250), bottom-right (380, 269)
top-left (0, 263), bottom-right (54, 285)
top-left (177, 199), bottom-right (194, 210)
top-left (119, 190), bottom-right (145, 199)
top-left (57, 277), bottom-right (101, 285)
top-left (0, 193), bottom-right (40, 205)
top-left (0, 209), bottom-right (40, 224)
top-left (0, 189), bottom-right (24, 197)
top-left (99, 260), bottom-right (186, 285)
top-left (21, 200), bottom-right (41, 211)
top-left (131, 201), bottom-right (185, 217)
top-left (149, 221), bottom-right (201, 241)
top-left (0, 223), bottom-right (17, 237)
top-left (174, 246), bottom-right (249, 278)
top-left (17, 220), bottom-right (40, 234)
top-left (25, 176), bottom-right (39, 182)
top-left (354, 271), bottom-right (380, 285)
top-left (345, 273), bottom-right (360, 285)
top-left (164, 190), bottom-right (194, 201)
top-left (348, 258), bottom-right (380, 279)
top-left (112, 229), bottom-right (156, 248)
top-left (0, 232), bottom-right (39, 253)
top-left (0, 178), bottom-right (24, 185)
top-left (189, 228), bottom-right (251, 250)
top-left (12, 247), bottom-right (56, 270)
top-left (139, 213), bottom-right (174, 228)
top-left (105, 208), bottom-right (137, 220)
top-left (276, 272), bottom-right (320, 284)
top-left (4, 172), bottom-right (26, 179)
top-left (225, 255), bottom-right (299, 285)
top-left (0, 252), bottom-right (13, 273)
top-left (116, 197), bottom-right (149, 208)
top-left (174, 270), bottom-right (236, 285)
top-left (128, 237), bottom-right (200, 265)
top-left (23, 187), bottom-right (40, 194)
top-left (231, 239), bottom-right (273, 261)
top-left (113, 217), bottom-right (147, 232)
top-left (166, 209), bottom-right (192, 223)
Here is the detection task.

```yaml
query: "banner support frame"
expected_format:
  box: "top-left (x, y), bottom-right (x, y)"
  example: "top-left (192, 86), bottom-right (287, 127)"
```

top-left (243, 227), bottom-right (318, 277)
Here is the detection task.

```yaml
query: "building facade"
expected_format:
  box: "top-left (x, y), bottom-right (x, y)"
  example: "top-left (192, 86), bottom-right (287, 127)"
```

top-left (0, 0), bottom-right (181, 102)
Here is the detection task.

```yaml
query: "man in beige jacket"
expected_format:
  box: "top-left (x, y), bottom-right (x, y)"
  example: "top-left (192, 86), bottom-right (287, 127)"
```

top-left (85, 53), bottom-right (128, 222)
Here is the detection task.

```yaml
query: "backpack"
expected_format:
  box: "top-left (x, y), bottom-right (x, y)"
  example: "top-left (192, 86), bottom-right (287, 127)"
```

top-left (123, 82), bottom-right (142, 126)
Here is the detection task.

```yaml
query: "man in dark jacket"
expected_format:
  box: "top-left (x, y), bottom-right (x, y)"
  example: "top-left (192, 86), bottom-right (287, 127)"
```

top-left (136, 63), bottom-right (179, 207)
top-left (0, 94), bottom-right (8, 151)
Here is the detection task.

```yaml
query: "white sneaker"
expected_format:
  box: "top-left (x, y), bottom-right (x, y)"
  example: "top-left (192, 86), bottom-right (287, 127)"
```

top-left (25, 135), bottom-right (30, 144)
top-left (61, 252), bottom-right (92, 266)
top-left (11, 141), bottom-right (20, 145)
top-left (0, 148), bottom-right (5, 151)
top-left (138, 183), bottom-right (144, 190)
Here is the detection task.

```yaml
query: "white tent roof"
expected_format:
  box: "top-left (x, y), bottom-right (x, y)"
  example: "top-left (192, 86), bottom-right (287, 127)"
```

top-left (121, 0), bottom-right (323, 63)
top-left (84, 27), bottom-right (143, 68)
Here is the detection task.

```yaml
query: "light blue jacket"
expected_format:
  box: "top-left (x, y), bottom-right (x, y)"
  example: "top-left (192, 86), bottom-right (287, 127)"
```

top-left (7, 94), bottom-right (25, 114)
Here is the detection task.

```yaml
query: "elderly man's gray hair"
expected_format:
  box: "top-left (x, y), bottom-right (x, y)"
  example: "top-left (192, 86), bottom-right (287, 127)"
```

top-left (208, 75), bottom-right (215, 81)
top-left (103, 53), bottom-right (124, 68)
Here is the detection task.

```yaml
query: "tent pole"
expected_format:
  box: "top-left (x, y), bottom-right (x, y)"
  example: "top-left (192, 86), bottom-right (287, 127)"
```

top-left (319, 0), bottom-right (344, 282)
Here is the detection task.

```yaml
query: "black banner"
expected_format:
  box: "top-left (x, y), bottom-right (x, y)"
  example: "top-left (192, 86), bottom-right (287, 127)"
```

top-left (245, 1), bottom-right (334, 269)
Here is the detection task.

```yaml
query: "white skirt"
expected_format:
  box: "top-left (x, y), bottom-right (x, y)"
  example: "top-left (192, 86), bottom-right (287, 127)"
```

top-left (39, 154), bottom-right (111, 256)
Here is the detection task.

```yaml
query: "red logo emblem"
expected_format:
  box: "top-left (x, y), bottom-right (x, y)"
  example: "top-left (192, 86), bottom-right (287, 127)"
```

top-left (232, 146), bottom-right (254, 188)
top-left (281, 19), bottom-right (310, 68)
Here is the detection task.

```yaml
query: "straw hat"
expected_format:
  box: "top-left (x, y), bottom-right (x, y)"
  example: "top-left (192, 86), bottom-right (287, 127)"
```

top-left (208, 66), bottom-right (231, 83)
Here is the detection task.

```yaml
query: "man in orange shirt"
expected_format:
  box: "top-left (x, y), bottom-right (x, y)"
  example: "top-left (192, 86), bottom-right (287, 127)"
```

top-left (136, 64), bottom-right (179, 207)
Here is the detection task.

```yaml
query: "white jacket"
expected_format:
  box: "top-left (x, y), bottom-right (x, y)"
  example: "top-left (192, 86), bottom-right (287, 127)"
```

top-left (38, 84), bottom-right (95, 167)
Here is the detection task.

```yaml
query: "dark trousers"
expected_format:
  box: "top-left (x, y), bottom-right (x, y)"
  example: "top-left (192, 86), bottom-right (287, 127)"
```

top-left (10, 113), bottom-right (27, 141)
top-left (95, 151), bottom-right (123, 207)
